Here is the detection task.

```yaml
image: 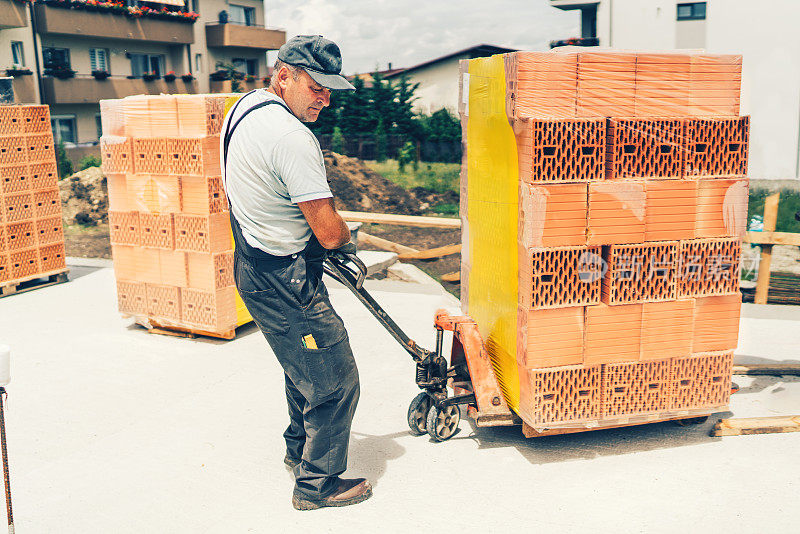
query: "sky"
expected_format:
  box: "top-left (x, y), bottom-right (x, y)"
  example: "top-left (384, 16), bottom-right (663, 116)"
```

top-left (263, 0), bottom-right (580, 74)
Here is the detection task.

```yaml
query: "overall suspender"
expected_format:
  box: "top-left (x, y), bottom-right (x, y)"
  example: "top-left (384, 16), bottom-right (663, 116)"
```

top-left (222, 91), bottom-right (295, 260)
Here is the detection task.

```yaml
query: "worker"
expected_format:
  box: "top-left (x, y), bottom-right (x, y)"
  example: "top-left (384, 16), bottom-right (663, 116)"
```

top-left (221, 35), bottom-right (371, 510)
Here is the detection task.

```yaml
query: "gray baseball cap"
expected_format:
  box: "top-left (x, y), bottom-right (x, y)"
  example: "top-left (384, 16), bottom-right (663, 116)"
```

top-left (277, 35), bottom-right (356, 91)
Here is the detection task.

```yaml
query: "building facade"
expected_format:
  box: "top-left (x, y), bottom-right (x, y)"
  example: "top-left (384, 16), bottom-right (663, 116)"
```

top-left (383, 45), bottom-right (517, 115)
top-left (1, 0), bottom-right (284, 147)
top-left (550, 0), bottom-right (800, 181)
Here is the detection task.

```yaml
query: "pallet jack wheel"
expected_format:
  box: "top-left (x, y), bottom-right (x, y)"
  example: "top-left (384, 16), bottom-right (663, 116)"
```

top-left (673, 416), bottom-right (710, 426)
top-left (426, 404), bottom-right (460, 442)
top-left (407, 392), bottom-right (432, 436)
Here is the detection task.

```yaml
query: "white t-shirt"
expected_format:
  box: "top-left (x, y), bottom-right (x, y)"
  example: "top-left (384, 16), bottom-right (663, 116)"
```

top-left (221, 90), bottom-right (332, 256)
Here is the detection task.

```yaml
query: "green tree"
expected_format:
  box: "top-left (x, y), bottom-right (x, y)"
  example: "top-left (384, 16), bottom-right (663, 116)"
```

top-left (339, 77), bottom-right (373, 135)
top-left (331, 126), bottom-right (345, 154)
top-left (216, 62), bottom-right (244, 92)
top-left (392, 75), bottom-right (421, 139)
top-left (374, 118), bottom-right (387, 162)
top-left (78, 154), bottom-right (102, 170)
top-left (397, 141), bottom-right (416, 173)
top-left (55, 140), bottom-right (73, 178)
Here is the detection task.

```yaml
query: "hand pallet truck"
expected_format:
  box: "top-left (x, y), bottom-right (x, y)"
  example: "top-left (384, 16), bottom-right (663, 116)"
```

top-left (324, 251), bottom-right (733, 441)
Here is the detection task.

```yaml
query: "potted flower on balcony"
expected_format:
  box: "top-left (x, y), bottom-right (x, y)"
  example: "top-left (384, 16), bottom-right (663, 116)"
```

top-left (163, 71), bottom-right (177, 82)
top-left (5, 65), bottom-right (32, 77)
top-left (142, 71), bottom-right (159, 82)
top-left (245, 75), bottom-right (255, 83)
top-left (92, 69), bottom-right (111, 80)
top-left (209, 69), bottom-right (229, 82)
top-left (44, 66), bottom-right (76, 79)
top-left (181, 73), bottom-right (194, 82)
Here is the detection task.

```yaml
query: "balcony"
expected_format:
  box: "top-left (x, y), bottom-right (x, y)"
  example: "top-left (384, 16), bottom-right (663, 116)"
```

top-left (34, 4), bottom-right (194, 45)
top-left (0, 0), bottom-right (27, 29)
top-left (10, 75), bottom-right (37, 104)
top-left (550, 0), bottom-right (600, 9)
top-left (41, 76), bottom-right (199, 105)
top-left (205, 23), bottom-right (285, 50)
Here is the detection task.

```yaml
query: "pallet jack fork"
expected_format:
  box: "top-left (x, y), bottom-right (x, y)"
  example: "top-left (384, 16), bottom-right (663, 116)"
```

top-left (324, 250), bottom-right (515, 441)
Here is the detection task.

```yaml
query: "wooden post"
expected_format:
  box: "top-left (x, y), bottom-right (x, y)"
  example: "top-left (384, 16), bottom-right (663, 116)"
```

top-left (754, 192), bottom-right (780, 304)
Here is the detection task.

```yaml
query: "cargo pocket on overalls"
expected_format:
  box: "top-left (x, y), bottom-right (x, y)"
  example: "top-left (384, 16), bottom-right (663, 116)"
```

top-left (235, 258), bottom-right (290, 335)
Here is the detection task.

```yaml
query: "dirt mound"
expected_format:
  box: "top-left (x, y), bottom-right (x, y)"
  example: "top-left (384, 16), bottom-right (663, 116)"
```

top-left (408, 187), bottom-right (460, 211)
top-left (323, 151), bottom-right (423, 215)
top-left (59, 166), bottom-right (108, 226)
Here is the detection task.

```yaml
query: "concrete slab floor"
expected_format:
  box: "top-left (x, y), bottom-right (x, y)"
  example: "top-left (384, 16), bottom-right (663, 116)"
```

top-left (0, 268), bottom-right (797, 533)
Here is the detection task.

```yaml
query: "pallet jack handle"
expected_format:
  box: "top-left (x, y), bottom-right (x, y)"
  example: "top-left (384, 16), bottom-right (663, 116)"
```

top-left (324, 251), bottom-right (435, 364)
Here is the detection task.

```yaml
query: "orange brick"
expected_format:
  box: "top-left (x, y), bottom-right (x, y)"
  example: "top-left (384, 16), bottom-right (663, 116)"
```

top-left (670, 350), bottom-right (733, 410)
top-left (0, 136), bottom-right (26, 166)
top-left (587, 181), bottom-right (646, 245)
top-left (5, 221), bottom-right (36, 251)
top-left (519, 182), bottom-right (586, 248)
top-left (106, 174), bottom-right (131, 212)
top-left (519, 245), bottom-right (601, 309)
top-left (121, 96), bottom-right (152, 138)
top-left (38, 243), bottom-right (65, 272)
top-left (640, 299), bottom-right (694, 360)
top-left (108, 211), bottom-right (140, 246)
top-left (139, 212), bottom-right (174, 249)
top-left (678, 238), bottom-right (740, 297)
top-left (518, 364), bottom-right (602, 428)
top-left (645, 180), bottom-right (697, 241)
top-left (9, 247), bottom-right (39, 280)
top-left (601, 242), bottom-right (678, 305)
top-left (35, 217), bottom-right (63, 246)
top-left (606, 119), bottom-right (684, 180)
top-left (32, 188), bottom-right (60, 219)
top-left (0, 106), bottom-right (22, 136)
top-left (505, 52), bottom-right (577, 120)
top-left (159, 249), bottom-right (188, 287)
top-left (147, 96), bottom-right (179, 138)
top-left (695, 179), bottom-right (748, 238)
top-left (132, 138), bottom-right (168, 174)
top-left (176, 95), bottom-right (226, 137)
top-left (111, 245), bottom-right (137, 281)
top-left (20, 105), bottom-right (50, 133)
top-left (174, 212), bottom-right (232, 253)
top-left (601, 358), bottom-right (672, 417)
top-left (133, 247), bottom-right (161, 284)
top-left (145, 283), bottom-right (181, 321)
top-left (515, 119), bottom-right (605, 183)
top-left (116, 280), bottom-right (147, 315)
top-left (180, 175), bottom-right (228, 215)
top-left (186, 252), bottom-right (234, 291)
top-left (584, 303), bottom-right (642, 364)
top-left (693, 295), bottom-right (741, 352)
top-left (100, 136), bottom-right (131, 174)
top-left (0, 165), bottom-right (30, 195)
top-left (517, 306), bottom-right (584, 369)
top-left (180, 287), bottom-right (238, 332)
top-left (1, 192), bottom-right (34, 223)
top-left (0, 254), bottom-right (10, 283)
top-left (167, 136), bottom-right (220, 176)
top-left (28, 162), bottom-right (58, 191)
top-left (683, 117), bottom-right (748, 178)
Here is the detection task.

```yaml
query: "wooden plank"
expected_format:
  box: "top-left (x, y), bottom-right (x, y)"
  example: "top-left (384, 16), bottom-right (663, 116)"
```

top-left (711, 415), bottom-right (800, 436)
top-left (357, 231), bottom-right (418, 254)
top-left (340, 210), bottom-right (461, 228)
top-left (754, 192), bottom-right (780, 304)
top-left (732, 364), bottom-right (800, 376)
top-left (441, 271), bottom-right (461, 282)
top-left (398, 244), bottom-right (461, 260)
top-left (0, 270), bottom-right (70, 298)
top-left (744, 231), bottom-right (800, 246)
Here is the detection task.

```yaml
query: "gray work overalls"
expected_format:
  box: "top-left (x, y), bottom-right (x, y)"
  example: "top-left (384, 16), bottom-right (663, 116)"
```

top-left (223, 92), bottom-right (360, 500)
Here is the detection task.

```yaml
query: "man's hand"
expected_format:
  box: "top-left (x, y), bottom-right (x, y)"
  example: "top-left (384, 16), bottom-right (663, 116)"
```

top-left (297, 197), bottom-right (351, 249)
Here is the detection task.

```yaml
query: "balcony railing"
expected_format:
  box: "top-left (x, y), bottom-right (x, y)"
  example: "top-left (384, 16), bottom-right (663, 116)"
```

top-left (209, 78), bottom-right (268, 94)
top-left (34, 4), bottom-right (195, 44)
top-left (41, 75), bottom-right (199, 105)
top-left (0, 0), bottom-right (27, 29)
top-left (205, 22), bottom-right (285, 50)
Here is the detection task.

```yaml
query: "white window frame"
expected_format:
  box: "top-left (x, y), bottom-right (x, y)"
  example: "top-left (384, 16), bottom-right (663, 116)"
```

top-left (130, 53), bottom-right (165, 77)
top-left (195, 53), bottom-right (203, 73)
top-left (11, 42), bottom-right (25, 67)
top-left (51, 115), bottom-right (77, 145)
top-left (90, 48), bottom-right (109, 73)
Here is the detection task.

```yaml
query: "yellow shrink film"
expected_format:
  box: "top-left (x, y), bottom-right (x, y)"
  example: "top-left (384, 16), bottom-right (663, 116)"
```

top-left (461, 48), bottom-right (747, 431)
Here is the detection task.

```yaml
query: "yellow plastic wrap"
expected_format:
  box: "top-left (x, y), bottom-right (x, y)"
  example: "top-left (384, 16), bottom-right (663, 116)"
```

top-left (460, 55), bottom-right (522, 411)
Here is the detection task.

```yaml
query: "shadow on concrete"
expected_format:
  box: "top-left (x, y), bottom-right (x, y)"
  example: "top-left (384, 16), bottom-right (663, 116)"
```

top-left (734, 375), bottom-right (800, 395)
top-left (453, 412), bottom-right (728, 466)
top-left (348, 431), bottom-right (407, 487)
top-left (734, 354), bottom-right (800, 365)
top-left (66, 265), bottom-right (102, 281)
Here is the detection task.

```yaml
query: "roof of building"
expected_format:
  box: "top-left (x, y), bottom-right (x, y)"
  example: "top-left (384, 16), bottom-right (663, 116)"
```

top-left (382, 44), bottom-right (518, 78)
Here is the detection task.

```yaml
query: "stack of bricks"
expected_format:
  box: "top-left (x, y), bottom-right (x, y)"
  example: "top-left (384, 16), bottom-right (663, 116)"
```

top-left (0, 105), bottom-right (67, 290)
top-left (506, 51), bottom-right (746, 430)
top-left (101, 94), bottom-right (243, 338)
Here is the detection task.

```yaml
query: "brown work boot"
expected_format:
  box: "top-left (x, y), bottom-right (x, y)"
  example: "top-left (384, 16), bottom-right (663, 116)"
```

top-left (292, 478), bottom-right (373, 510)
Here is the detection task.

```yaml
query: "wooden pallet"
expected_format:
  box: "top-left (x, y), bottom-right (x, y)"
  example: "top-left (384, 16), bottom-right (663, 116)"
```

top-left (0, 268), bottom-right (70, 298)
top-left (132, 317), bottom-right (239, 340)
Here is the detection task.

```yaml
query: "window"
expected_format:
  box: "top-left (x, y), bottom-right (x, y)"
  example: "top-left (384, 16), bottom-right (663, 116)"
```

top-left (43, 48), bottom-right (71, 70)
top-left (90, 49), bottom-right (109, 73)
top-left (677, 2), bottom-right (706, 20)
top-left (195, 53), bottom-right (203, 73)
top-left (95, 115), bottom-right (103, 139)
top-left (191, 0), bottom-right (199, 13)
top-left (129, 53), bottom-right (165, 77)
top-left (229, 4), bottom-right (256, 25)
top-left (233, 58), bottom-right (258, 76)
top-left (11, 42), bottom-right (25, 67)
top-left (51, 116), bottom-right (77, 145)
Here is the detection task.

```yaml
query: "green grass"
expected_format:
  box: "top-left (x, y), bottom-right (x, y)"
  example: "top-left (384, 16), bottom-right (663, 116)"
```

top-left (748, 188), bottom-right (800, 233)
top-left (365, 159), bottom-right (460, 193)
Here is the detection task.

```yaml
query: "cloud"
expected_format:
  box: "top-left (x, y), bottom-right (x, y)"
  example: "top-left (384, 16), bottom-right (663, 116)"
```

top-left (265, 0), bottom-right (580, 73)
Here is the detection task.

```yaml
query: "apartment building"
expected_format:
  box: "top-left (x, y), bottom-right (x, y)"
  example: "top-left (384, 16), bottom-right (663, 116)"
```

top-left (0, 0), bottom-right (285, 146)
top-left (549, 0), bottom-right (800, 181)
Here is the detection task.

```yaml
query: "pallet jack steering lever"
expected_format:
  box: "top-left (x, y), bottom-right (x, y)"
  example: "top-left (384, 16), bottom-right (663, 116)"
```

top-left (323, 250), bottom-right (436, 365)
